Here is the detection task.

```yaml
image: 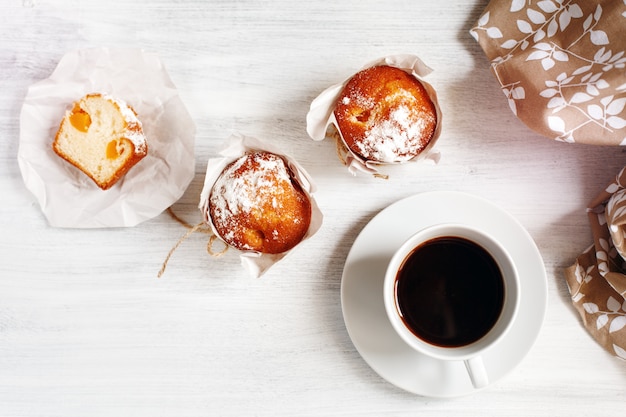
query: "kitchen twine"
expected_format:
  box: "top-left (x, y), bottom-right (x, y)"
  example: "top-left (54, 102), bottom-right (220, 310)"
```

top-left (157, 207), bottom-right (228, 278)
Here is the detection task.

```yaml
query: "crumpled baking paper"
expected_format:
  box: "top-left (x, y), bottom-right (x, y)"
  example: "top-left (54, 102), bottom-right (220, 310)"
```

top-left (18, 47), bottom-right (195, 228)
top-left (305, 54), bottom-right (443, 176)
top-left (199, 133), bottom-right (323, 278)
top-left (471, 0), bottom-right (626, 145)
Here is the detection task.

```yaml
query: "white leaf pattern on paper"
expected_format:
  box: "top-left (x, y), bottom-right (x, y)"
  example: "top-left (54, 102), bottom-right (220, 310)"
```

top-left (528, 8), bottom-right (547, 24)
top-left (584, 302), bottom-right (600, 314)
top-left (559, 9), bottom-right (572, 30)
top-left (597, 314), bottom-right (609, 329)
top-left (538, 0), bottom-right (558, 13)
top-left (553, 51), bottom-right (569, 62)
top-left (573, 64), bottom-right (592, 75)
top-left (587, 84), bottom-right (600, 96)
top-left (478, 11), bottom-right (490, 27)
top-left (527, 50), bottom-right (551, 61)
top-left (548, 116), bottom-right (565, 132)
top-left (614, 344), bottom-right (626, 359)
top-left (588, 104), bottom-right (604, 119)
top-left (543, 58), bottom-right (556, 70)
top-left (585, 265), bottom-right (595, 282)
top-left (601, 95), bottom-right (614, 106)
top-left (583, 14), bottom-right (593, 31)
top-left (534, 42), bottom-right (551, 51)
top-left (548, 96), bottom-right (566, 109)
top-left (541, 88), bottom-right (558, 98)
top-left (511, 0), bottom-right (525, 12)
top-left (574, 264), bottom-right (584, 283)
top-left (571, 92), bottom-right (593, 103)
top-left (501, 39), bottom-right (518, 49)
top-left (517, 19), bottom-right (533, 33)
top-left (607, 98), bottom-right (626, 115)
top-left (486, 27), bottom-right (504, 38)
top-left (600, 237), bottom-right (610, 252)
top-left (511, 86), bottom-right (525, 99)
top-left (594, 4), bottom-right (603, 21)
top-left (591, 30), bottom-right (610, 45)
top-left (534, 29), bottom-right (546, 42)
top-left (567, 3), bottom-right (583, 18)
top-left (610, 316), bottom-right (626, 333)
top-left (607, 183), bottom-right (620, 193)
top-left (598, 261), bottom-right (609, 275)
top-left (608, 117), bottom-right (626, 129)
top-left (608, 296), bottom-right (622, 312)
top-left (547, 19), bottom-right (558, 37)
top-left (521, 39), bottom-right (529, 50)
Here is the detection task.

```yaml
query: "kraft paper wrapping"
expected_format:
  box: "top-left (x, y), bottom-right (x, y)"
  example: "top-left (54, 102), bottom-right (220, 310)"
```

top-left (471, 0), bottom-right (626, 145)
top-left (565, 168), bottom-right (626, 359)
top-left (473, 0), bottom-right (626, 359)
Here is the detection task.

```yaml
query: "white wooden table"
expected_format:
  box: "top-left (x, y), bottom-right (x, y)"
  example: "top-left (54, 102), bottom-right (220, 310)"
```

top-left (2, 1), bottom-right (626, 415)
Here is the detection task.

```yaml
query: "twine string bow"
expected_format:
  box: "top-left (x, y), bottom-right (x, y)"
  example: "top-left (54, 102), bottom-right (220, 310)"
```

top-left (157, 207), bottom-right (228, 278)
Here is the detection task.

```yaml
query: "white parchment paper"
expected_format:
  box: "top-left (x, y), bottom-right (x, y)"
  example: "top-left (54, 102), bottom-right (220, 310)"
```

top-left (18, 47), bottom-right (196, 228)
top-left (306, 54), bottom-right (442, 175)
top-left (199, 134), bottom-right (323, 278)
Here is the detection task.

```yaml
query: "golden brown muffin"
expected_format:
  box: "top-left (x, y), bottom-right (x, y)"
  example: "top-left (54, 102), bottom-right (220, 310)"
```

top-left (333, 65), bottom-right (437, 163)
top-left (53, 93), bottom-right (148, 190)
top-left (208, 151), bottom-right (312, 254)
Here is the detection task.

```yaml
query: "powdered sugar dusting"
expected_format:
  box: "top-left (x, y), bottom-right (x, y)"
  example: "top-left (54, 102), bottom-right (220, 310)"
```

top-left (342, 87), bottom-right (376, 109)
top-left (356, 91), bottom-right (435, 163)
top-left (334, 66), bottom-right (438, 164)
top-left (208, 151), bottom-right (292, 249)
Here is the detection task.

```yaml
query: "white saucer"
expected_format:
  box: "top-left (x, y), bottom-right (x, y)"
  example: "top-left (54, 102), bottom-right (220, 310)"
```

top-left (341, 191), bottom-right (547, 397)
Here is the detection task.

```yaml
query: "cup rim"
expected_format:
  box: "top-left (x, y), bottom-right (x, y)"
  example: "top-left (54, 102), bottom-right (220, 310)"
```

top-left (383, 222), bottom-right (520, 361)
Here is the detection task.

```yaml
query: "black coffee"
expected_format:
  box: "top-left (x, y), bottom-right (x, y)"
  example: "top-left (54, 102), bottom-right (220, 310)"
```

top-left (395, 236), bottom-right (504, 347)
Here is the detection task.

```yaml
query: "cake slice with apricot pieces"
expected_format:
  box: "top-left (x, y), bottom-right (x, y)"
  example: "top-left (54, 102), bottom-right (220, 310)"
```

top-left (53, 93), bottom-right (147, 190)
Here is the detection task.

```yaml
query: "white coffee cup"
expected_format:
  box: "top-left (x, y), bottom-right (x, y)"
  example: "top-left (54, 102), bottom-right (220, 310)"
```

top-left (383, 223), bottom-right (520, 389)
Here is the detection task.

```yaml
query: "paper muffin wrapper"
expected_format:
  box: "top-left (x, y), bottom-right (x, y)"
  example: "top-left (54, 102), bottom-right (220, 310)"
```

top-left (198, 133), bottom-right (323, 278)
top-left (305, 54), bottom-right (443, 176)
top-left (18, 47), bottom-right (196, 228)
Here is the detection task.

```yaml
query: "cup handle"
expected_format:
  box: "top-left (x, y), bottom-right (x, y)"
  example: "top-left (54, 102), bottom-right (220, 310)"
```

top-left (464, 356), bottom-right (489, 389)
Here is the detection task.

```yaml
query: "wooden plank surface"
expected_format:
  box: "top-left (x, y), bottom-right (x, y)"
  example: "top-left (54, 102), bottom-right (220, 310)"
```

top-left (1, 1), bottom-right (626, 415)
